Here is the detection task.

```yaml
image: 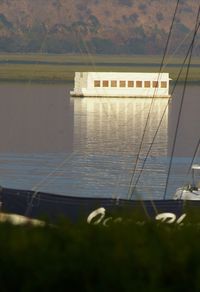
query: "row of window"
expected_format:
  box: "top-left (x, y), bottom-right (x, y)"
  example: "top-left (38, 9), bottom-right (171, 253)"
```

top-left (94, 80), bottom-right (167, 88)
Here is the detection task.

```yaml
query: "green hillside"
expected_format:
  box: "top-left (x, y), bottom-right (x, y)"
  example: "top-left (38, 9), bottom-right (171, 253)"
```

top-left (0, 0), bottom-right (199, 55)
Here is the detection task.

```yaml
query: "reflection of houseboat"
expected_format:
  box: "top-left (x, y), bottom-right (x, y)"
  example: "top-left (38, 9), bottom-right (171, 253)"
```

top-left (70, 72), bottom-right (171, 98)
top-left (73, 98), bottom-right (168, 156)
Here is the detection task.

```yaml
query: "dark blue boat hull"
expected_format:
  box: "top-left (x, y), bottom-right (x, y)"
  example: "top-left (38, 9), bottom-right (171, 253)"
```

top-left (1, 186), bottom-right (199, 224)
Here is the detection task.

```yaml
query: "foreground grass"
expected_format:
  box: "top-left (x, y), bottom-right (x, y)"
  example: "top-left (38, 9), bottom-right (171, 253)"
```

top-left (0, 53), bottom-right (199, 83)
top-left (1, 217), bottom-right (200, 291)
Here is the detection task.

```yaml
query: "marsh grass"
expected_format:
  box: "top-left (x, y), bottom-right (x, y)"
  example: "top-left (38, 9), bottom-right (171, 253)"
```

top-left (0, 54), bottom-right (199, 83)
top-left (1, 211), bottom-right (200, 291)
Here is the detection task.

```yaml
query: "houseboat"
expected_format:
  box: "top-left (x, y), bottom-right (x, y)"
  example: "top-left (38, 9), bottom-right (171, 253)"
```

top-left (70, 72), bottom-right (171, 98)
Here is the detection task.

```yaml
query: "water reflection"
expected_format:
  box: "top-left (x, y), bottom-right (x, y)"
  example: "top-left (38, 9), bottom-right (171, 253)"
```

top-left (72, 97), bottom-right (168, 157)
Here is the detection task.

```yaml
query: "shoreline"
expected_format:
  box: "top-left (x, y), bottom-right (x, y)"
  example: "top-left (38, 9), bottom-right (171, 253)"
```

top-left (0, 53), bottom-right (199, 84)
top-left (0, 80), bottom-right (200, 85)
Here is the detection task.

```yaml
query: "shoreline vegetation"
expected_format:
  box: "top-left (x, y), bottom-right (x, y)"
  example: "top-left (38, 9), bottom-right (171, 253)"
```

top-left (1, 217), bottom-right (200, 290)
top-left (0, 53), bottom-right (199, 84)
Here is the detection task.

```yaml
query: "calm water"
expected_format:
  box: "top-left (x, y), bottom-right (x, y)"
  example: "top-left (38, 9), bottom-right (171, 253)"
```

top-left (0, 83), bottom-right (199, 199)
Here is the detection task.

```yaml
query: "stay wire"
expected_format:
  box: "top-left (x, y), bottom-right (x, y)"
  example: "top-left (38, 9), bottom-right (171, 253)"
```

top-left (171, 24), bottom-right (200, 96)
top-left (178, 137), bottom-right (200, 199)
top-left (127, 0), bottom-right (181, 200)
top-left (163, 5), bottom-right (200, 199)
top-left (187, 138), bottom-right (200, 176)
top-left (29, 25), bottom-right (121, 197)
top-left (129, 20), bottom-right (200, 199)
top-left (24, 25), bottom-right (92, 215)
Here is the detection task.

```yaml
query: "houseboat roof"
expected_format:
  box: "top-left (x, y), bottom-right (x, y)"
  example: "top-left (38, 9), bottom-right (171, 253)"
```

top-left (76, 72), bottom-right (171, 79)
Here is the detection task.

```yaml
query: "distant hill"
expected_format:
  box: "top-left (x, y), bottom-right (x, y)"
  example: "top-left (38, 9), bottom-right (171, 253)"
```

top-left (0, 0), bottom-right (199, 55)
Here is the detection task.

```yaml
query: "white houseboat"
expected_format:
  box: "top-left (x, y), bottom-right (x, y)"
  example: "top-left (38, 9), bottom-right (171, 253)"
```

top-left (70, 72), bottom-right (171, 98)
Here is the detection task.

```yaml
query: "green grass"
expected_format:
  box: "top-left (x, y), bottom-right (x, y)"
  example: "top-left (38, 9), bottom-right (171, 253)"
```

top-left (0, 53), bottom-right (199, 64)
top-left (1, 216), bottom-right (200, 291)
top-left (0, 53), bottom-right (199, 83)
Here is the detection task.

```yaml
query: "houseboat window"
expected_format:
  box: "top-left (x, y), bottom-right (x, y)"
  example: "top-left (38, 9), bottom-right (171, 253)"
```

top-left (128, 81), bottom-right (134, 87)
top-left (136, 81), bottom-right (142, 87)
top-left (144, 81), bottom-right (151, 88)
top-left (103, 80), bottom-right (109, 87)
top-left (161, 81), bottom-right (167, 88)
top-left (94, 80), bottom-right (101, 87)
top-left (111, 80), bottom-right (117, 87)
top-left (120, 81), bottom-right (126, 87)
top-left (152, 81), bottom-right (159, 88)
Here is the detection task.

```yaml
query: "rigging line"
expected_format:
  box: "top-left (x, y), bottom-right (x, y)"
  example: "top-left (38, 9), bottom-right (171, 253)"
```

top-left (24, 25), bottom-right (50, 86)
top-left (132, 15), bottom-right (200, 201)
top-left (75, 23), bottom-right (156, 128)
top-left (76, 24), bottom-right (153, 217)
top-left (128, 3), bottom-right (200, 201)
top-left (73, 28), bottom-right (125, 149)
top-left (106, 24), bottom-right (200, 152)
top-left (74, 27), bottom-right (141, 201)
top-left (24, 16), bottom-right (108, 214)
top-left (126, 98), bottom-right (156, 198)
top-left (75, 18), bottom-right (167, 138)
top-left (76, 28), bottom-right (129, 111)
top-left (178, 138), bottom-right (200, 199)
top-left (163, 5), bottom-right (200, 200)
top-left (187, 138), bottom-right (200, 177)
top-left (73, 29), bottom-right (127, 132)
top-left (27, 33), bottom-right (86, 196)
top-left (129, 21), bottom-right (200, 198)
top-left (75, 30), bottom-right (96, 67)
top-left (22, 33), bottom-right (82, 194)
top-left (129, 62), bottom-right (200, 201)
top-left (129, 101), bottom-right (169, 200)
top-left (162, 34), bottom-right (196, 72)
top-left (157, 0), bottom-right (181, 70)
top-left (171, 24), bottom-right (200, 96)
top-left (26, 31), bottom-right (91, 197)
top-left (31, 152), bottom-right (75, 192)
top-left (127, 0), bottom-right (181, 200)
top-left (109, 34), bottom-right (199, 200)
top-left (126, 84), bottom-right (163, 200)
top-left (164, 22), bottom-right (200, 68)
top-left (116, 15), bottom-right (200, 202)
top-left (74, 26), bottom-right (118, 111)
top-left (25, 26), bottom-right (90, 194)
top-left (25, 152), bottom-right (76, 216)
top-left (71, 28), bottom-right (133, 199)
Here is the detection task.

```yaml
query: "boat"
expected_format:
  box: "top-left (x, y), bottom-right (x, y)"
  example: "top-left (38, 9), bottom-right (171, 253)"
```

top-left (0, 185), bottom-right (196, 225)
top-left (70, 72), bottom-right (171, 98)
top-left (173, 164), bottom-right (200, 200)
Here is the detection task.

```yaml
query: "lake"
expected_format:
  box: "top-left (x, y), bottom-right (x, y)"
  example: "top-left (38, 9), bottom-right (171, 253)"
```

top-left (0, 83), bottom-right (199, 199)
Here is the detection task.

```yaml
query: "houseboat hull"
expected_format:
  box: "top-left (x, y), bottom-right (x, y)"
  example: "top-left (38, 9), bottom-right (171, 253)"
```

top-left (70, 92), bottom-right (171, 98)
